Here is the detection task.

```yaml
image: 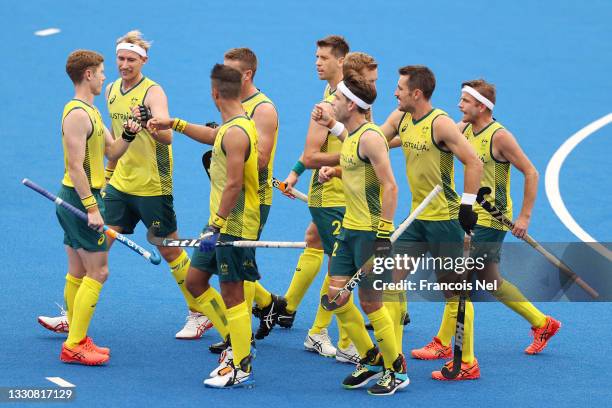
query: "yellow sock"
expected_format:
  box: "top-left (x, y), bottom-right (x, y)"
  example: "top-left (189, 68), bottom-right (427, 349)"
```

top-left (463, 298), bottom-right (475, 364)
top-left (309, 274), bottom-right (334, 335)
top-left (436, 296), bottom-right (458, 346)
top-left (168, 251), bottom-right (199, 311)
top-left (435, 296), bottom-right (475, 363)
top-left (254, 281), bottom-right (272, 308)
top-left (64, 274), bottom-right (82, 326)
top-left (66, 277), bottom-right (102, 348)
top-left (367, 307), bottom-right (398, 369)
top-left (244, 281), bottom-right (256, 308)
top-left (284, 248), bottom-right (324, 312)
top-left (194, 287), bottom-right (229, 340)
top-left (493, 280), bottom-right (547, 327)
top-left (333, 300), bottom-right (373, 358)
top-left (226, 301), bottom-right (252, 364)
top-left (383, 290), bottom-right (406, 352)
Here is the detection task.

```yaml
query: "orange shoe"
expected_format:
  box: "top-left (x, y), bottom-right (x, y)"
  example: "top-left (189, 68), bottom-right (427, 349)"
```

top-left (411, 337), bottom-right (452, 360)
top-left (525, 316), bottom-right (561, 355)
top-left (60, 338), bottom-right (109, 366)
top-left (84, 336), bottom-right (110, 356)
top-left (432, 358), bottom-right (480, 381)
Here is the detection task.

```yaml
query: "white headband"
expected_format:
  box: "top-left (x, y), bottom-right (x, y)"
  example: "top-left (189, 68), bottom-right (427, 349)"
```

top-left (462, 86), bottom-right (494, 110)
top-left (337, 81), bottom-right (371, 110)
top-left (116, 42), bottom-right (147, 57)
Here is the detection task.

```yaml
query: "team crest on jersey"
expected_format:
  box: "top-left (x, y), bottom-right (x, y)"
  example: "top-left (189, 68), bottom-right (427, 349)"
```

top-left (130, 97), bottom-right (139, 106)
top-left (421, 125), bottom-right (430, 136)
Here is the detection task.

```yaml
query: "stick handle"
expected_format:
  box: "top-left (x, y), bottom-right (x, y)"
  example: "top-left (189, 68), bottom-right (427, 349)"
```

top-left (220, 240), bottom-right (306, 248)
top-left (23, 178), bottom-right (161, 265)
top-left (272, 177), bottom-right (308, 203)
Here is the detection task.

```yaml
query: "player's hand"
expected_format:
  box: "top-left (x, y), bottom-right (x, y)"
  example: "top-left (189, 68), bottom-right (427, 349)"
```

top-left (147, 117), bottom-right (174, 134)
top-left (512, 215), bottom-right (530, 239)
top-left (458, 204), bottom-right (478, 235)
top-left (311, 103), bottom-right (334, 127)
top-left (199, 225), bottom-right (220, 252)
top-left (123, 118), bottom-right (142, 134)
top-left (131, 104), bottom-right (153, 126)
top-left (281, 172), bottom-right (299, 199)
top-left (87, 207), bottom-right (105, 232)
top-left (318, 166), bottom-right (336, 184)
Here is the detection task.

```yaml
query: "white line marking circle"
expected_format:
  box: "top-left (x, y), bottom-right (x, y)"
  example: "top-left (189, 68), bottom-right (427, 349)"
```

top-left (45, 377), bottom-right (75, 388)
top-left (34, 28), bottom-right (61, 37)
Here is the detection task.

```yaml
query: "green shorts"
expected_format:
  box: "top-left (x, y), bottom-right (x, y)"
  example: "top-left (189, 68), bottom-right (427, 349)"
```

top-left (329, 228), bottom-right (385, 288)
top-left (257, 204), bottom-right (271, 240)
top-left (309, 206), bottom-right (345, 255)
top-left (395, 219), bottom-right (464, 259)
top-left (190, 233), bottom-right (260, 283)
top-left (55, 185), bottom-right (108, 252)
top-left (470, 225), bottom-right (507, 264)
top-left (103, 184), bottom-right (177, 237)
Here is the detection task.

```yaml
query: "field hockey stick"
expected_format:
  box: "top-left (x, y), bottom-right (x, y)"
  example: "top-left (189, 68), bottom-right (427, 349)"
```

top-left (23, 178), bottom-right (161, 265)
top-left (202, 150), bottom-right (212, 179)
top-left (271, 177), bottom-right (308, 202)
top-left (321, 185), bottom-right (443, 311)
top-left (477, 186), bottom-right (598, 298)
top-left (146, 228), bottom-right (305, 248)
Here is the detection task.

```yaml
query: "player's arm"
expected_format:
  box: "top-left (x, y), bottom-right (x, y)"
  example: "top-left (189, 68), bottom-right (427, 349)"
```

top-left (104, 119), bottom-right (141, 161)
top-left (303, 103), bottom-right (340, 168)
top-left (493, 129), bottom-right (539, 238)
top-left (141, 85), bottom-right (172, 145)
top-left (63, 109), bottom-right (103, 231)
top-left (379, 109), bottom-right (402, 143)
top-left (104, 83), bottom-right (117, 182)
top-left (251, 103), bottom-right (278, 170)
top-left (148, 117), bottom-right (219, 145)
top-left (216, 127), bottom-right (250, 219)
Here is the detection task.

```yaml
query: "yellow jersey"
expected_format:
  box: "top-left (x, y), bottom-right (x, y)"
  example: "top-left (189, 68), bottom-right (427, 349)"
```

top-left (398, 108), bottom-right (460, 220)
top-left (209, 115), bottom-right (260, 240)
top-left (463, 121), bottom-right (512, 230)
top-left (107, 77), bottom-right (173, 196)
top-left (242, 90), bottom-right (277, 206)
top-left (340, 122), bottom-right (389, 231)
top-left (61, 99), bottom-right (106, 189)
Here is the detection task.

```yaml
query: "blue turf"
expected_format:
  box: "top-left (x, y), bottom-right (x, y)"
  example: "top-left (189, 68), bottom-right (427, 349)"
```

top-left (1, 1), bottom-right (611, 406)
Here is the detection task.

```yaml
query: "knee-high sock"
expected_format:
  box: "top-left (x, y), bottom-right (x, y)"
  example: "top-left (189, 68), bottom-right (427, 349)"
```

top-left (333, 300), bottom-right (373, 358)
top-left (493, 280), bottom-right (547, 327)
top-left (254, 281), bottom-right (272, 308)
top-left (66, 277), bottom-right (102, 348)
top-left (244, 281), bottom-right (256, 309)
top-left (436, 297), bottom-right (457, 346)
top-left (226, 301), bottom-right (252, 364)
top-left (64, 274), bottom-right (82, 326)
top-left (383, 290), bottom-right (406, 352)
top-left (284, 248), bottom-right (324, 312)
top-left (367, 307), bottom-right (398, 369)
top-left (194, 287), bottom-right (229, 340)
top-left (435, 295), bottom-right (475, 363)
top-left (168, 251), bottom-right (199, 312)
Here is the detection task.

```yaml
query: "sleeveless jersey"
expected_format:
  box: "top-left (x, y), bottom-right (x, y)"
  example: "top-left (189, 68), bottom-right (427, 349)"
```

top-left (308, 90), bottom-right (345, 208)
top-left (340, 122), bottom-right (389, 232)
top-left (61, 99), bottom-right (106, 189)
top-left (242, 91), bottom-right (277, 206)
top-left (107, 77), bottom-right (173, 196)
top-left (463, 121), bottom-right (512, 230)
top-left (398, 108), bottom-right (460, 220)
top-left (209, 115), bottom-right (260, 240)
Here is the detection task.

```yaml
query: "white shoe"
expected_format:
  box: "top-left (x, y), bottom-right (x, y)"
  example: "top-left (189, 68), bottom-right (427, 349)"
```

top-left (204, 359), bottom-right (254, 389)
top-left (209, 347), bottom-right (233, 377)
top-left (38, 303), bottom-right (69, 333)
top-left (175, 312), bottom-right (213, 339)
top-left (336, 342), bottom-right (360, 364)
top-left (304, 328), bottom-right (337, 358)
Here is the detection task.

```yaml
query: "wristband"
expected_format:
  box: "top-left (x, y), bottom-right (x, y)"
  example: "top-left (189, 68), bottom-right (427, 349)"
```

top-left (210, 213), bottom-right (227, 229)
top-left (376, 218), bottom-right (394, 239)
top-left (461, 193), bottom-right (477, 205)
top-left (81, 195), bottom-right (97, 210)
top-left (172, 118), bottom-right (188, 133)
top-left (121, 130), bottom-right (136, 142)
top-left (329, 121), bottom-right (345, 137)
top-left (292, 160), bottom-right (306, 176)
top-left (104, 167), bottom-right (114, 181)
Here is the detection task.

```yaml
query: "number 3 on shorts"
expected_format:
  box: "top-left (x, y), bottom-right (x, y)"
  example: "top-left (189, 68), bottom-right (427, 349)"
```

top-left (331, 220), bottom-right (341, 236)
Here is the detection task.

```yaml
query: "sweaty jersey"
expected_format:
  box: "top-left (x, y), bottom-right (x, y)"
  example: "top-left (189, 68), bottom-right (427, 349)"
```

top-left (209, 115), bottom-right (260, 240)
top-left (107, 77), bottom-right (173, 196)
top-left (61, 99), bottom-right (106, 189)
top-left (398, 108), bottom-right (460, 221)
top-left (242, 90), bottom-right (277, 206)
top-left (308, 88), bottom-right (345, 208)
top-left (463, 121), bottom-right (512, 230)
top-left (340, 122), bottom-right (389, 232)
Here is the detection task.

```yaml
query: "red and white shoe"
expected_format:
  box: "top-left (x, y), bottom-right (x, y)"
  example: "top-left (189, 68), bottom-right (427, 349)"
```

top-left (411, 337), bottom-right (452, 360)
top-left (432, 358), bottom-right (480, 381)
top-left (84, 336), bottom-right (110, 356)
top-left (38, 304), bottom-right (69, 333)
top-left (175, 312), bottom-right (213, 339)
top-left (525, 316), bottom-right (561, 355)
top-left (60, 338), bottom-right (109, 366)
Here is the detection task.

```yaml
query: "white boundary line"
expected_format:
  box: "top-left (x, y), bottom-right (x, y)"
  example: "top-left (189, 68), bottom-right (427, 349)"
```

top-left (45, 377), bottom-right (75, 388)
top-left (545, 113), bottom-right (612, 261)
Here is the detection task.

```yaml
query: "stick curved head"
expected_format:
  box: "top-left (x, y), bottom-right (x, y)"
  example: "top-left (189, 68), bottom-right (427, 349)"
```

top-left (149, 250), bottom-right (162, 265)
top-left (476, 186), bottom-right (492, 203)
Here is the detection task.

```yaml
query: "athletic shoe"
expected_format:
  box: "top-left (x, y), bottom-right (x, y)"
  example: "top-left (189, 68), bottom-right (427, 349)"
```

top-left (84, 336), bottom-right (110, 356)
top-left (204, 355), bottom-right (254, 389)
top-left (210, 347), bottom-right (233, 377)
top-left (365, 312), bottom-right (410, 331)
top-left (342, 347), bottom-right (384, 389)
top-left (254, 295), bottom-right (287, 340)
top-left (431, 358), bottom-right (480, 381)
top-left (209, 337), bottom-right (230, 354)
top-left (525, 316), bottom-right (561, 355)
top-left (368, 355), bottom-right (410, 396)
top-left (411, 337), bottom-right (452, 360)
top-left (38, 303), bottom-right (69, 333)
top-left (60, 338), bottom-right (109, 366)
top-left (304, 329), bottom-right (336, 358)
top-left (175, 311), bottom-right (213, 339)
top-left (277, 308), bottom-right (297, 329)
top-left (336, 342), bottom-right (360, 364)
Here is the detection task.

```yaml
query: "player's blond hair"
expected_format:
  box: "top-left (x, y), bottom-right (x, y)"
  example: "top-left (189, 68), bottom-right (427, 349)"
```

top-left (116, 30), bottom-right (152, 52)
top-left (343, 52), bottom-right (377, 77)
top-left (224, 48), bottom-right (258, 79)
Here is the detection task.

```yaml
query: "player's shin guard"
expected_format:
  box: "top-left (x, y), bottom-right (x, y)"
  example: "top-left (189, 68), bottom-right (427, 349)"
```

top-left (244, 280), bottom-right (256, 309)
top-left (492, 280), bottom-right (547, 327)
top-left (64, 274), bottom-right (82, 326)
top-left (366, 307), bottom-right (398, 369)
top-left (226, 301), bottom-right (252, 364)
top-left (383, 290), bottom-right (406, 351)
top-left (333, 300), bottom-right (374, 357)
top-left (169, 250), bottom-right (200, 311)
top-left (310, 274), bottom-right (335, 334)
top-left (195, 287), bottom-right (229, 340)
top-left (436, 296), bottom-right (458, 347)
top-left (65, 277), bottom-right (102, 348)
top-left (284, 248), bottom-right (324, 312)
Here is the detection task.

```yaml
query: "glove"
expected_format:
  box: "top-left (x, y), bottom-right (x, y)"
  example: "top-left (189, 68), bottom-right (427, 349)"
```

top-left (199, 225), bottom-right (220, 252)
top-left (205, 121), bottom-right (219, 129)
top-left (458, 204), bottom-right (478, 235)
top-left (137, 105), bottom-right (153, 125)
